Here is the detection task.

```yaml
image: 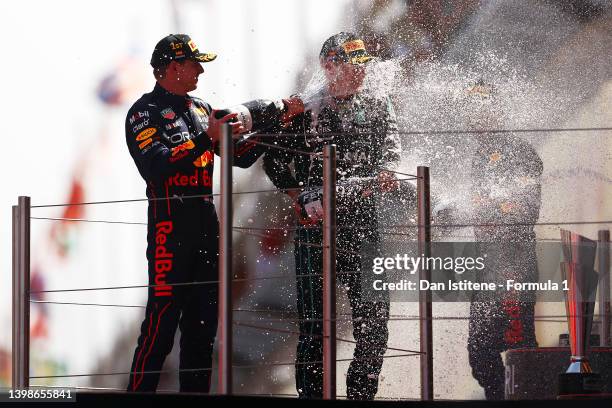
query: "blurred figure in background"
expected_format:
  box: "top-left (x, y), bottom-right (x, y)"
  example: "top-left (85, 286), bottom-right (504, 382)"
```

top-left (465, 81), bottom-right (542, 400)
top-left (263, 32), bottom-right (401, 400)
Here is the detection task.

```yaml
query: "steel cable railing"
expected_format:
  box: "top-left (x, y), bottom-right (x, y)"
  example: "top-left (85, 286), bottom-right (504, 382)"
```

top-left (12, 125), bottom-right (612, 397)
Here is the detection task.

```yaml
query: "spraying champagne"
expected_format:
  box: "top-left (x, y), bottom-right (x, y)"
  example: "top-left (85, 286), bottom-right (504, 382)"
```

top-left (215, 98), bottom-right (305, 134)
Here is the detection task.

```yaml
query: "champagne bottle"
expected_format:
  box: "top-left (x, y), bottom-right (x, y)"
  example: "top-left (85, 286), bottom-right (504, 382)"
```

top-left (214, 99), bottom-right (287, 132)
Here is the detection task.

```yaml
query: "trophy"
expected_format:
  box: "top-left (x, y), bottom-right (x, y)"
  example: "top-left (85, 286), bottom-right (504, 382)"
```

top-left (558, 229), bottom-right (601, 397)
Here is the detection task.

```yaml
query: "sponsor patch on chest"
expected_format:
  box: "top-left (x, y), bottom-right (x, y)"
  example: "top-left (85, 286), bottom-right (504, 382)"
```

top-left (160, 107), bottom-right (176, 120)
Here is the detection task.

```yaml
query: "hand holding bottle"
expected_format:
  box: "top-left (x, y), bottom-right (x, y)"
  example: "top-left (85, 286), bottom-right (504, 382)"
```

top-left (207, 111), bottom-right (244, 143)
top-left (280, 97), bottom-right (305, 125)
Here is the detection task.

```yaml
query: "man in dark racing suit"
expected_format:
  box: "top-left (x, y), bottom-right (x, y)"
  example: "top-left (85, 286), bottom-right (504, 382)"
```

top-left (262, 32), bottom-right (401, 400)
top-left (125, 34), bottom-right (286, 392)
top-left (464, 83), bottom-right (542, 400)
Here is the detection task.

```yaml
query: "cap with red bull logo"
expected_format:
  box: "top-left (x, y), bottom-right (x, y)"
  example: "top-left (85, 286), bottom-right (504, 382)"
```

top-left (151, 34), bottom-right (217, 68)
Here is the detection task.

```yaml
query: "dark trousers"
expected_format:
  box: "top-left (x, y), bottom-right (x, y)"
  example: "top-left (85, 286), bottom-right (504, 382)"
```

top-left (128, 204), bottom-right (219, 392)
top-left (467, 242), bottom-right (538, 400)
top-left (468, 299), bottom-right (536, 400)
top-left (294, 226), bottom-right (389, 400)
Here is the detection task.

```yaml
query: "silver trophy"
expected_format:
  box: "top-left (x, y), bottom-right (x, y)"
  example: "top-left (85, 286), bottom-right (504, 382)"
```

top-left (558, 229), bottom-right (601, 397)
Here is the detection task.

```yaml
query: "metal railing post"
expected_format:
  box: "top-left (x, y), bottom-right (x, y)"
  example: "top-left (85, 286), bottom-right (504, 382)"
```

top-left (417, 167), bottom-right (433, 400)
top-left (598, 230), bottom-right (610, 346)
top-left (12, 196), bottom-right (31, 388)
top-left (218, 124), bottom-right (233, 395)
top-left (322, 145), bottom-right (337, 400)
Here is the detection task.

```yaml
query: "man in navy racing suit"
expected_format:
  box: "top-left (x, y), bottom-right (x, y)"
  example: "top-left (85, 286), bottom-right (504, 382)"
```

top-left (125, 34), bottom-right (284, 392)
top-left (464, 82), bottom-right (542, 400)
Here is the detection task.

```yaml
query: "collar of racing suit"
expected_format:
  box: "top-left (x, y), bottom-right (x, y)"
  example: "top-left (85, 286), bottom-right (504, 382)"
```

top-left (152, 82), bottom-right (192, 110)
